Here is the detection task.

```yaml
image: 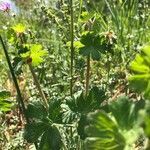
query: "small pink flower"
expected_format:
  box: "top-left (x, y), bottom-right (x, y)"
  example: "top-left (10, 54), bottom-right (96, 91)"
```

top-left (0, 2), bottom-right (11, 12)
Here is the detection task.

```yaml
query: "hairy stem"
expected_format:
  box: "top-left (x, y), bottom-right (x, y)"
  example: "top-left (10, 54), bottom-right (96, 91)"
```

top-left (70, 0), bottom-right (74, 97)
top-left (85, 55), bottom-right (90, 96)
top-left (0, 35), bottom-right (28, 122)
top-left (28, 64), bottom-right (49, 111)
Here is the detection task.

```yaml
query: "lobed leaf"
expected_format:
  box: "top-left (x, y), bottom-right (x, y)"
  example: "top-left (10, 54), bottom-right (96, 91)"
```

top-left (21, 44), bottom-right (48, 66)
top-left (129, 45), bottom-right (150, 99)
top-left (12, 23), bottom-right (26, 33)
top-left (85, 111), bottom-right (125, 150)
top-left (25, 101), bottom-right (47, 120)
top-left (109, 96), bottom-right (140, 130)
top-left (24, 122), bottom-right (47, 143)
top-left (39, 126), bottom-right (62, 150)
top-left (79, 32), bottom-right (102, 60)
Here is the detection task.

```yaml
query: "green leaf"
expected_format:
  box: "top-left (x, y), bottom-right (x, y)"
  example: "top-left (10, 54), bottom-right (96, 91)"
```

top-left (21, 44), bottom-right (48, 66)
top-left (129, 45), bottom-right (150, 99)
top-left (48, 98), bottom-right (62, 123)
top-left (79, 11), bottom-right (95, 23)
top-left (0, 90), bottom-right (11, 100)
top-left (12, 23), bottom-right (26, 33)
top-left (24, 100), bottom-right (62, 145)
top-left (62, 87), bottom-right (106, 139)
top-left (25, 101), bottom-right (47, 120)
top-left (39, 126), bottom-right (62, 150)
top-left (63, 87), bottom-right (106, 118)
top-left (142, 45), bottom-right (150, 60)
top-left (12, 57), bottom-right (23, 75)
top-left (144, 115), bottom-right (150, 138)
top-left (84, 97), bottom-right (144, 150)
top-left (0, 90), bottom-right (12, 112)
top-left (74, 41), bottom-right (84, 49)
top-left (85, 111), bottom-right (125, 150)
top-left (79, 32), bottom-right (102, 60)
top-left (140, 102), bottom-right (150, 138)
top-left (0, 100), bottom-right (12, 112)
top-left (7, 28), bottom-right (17, 44)
top-left (109, 96), bottom-right (144, 149)
top-left (30, 44), bottom-right (48, 66)
top-left (24, 122), bottom-right (47, 143)
top-left (109, 96), bottom-right (142, 130)
top-left (130, 54), bottom-right (149, 73)
top-left (77, 114), bottom-right (88, 140)
top-left (123, 128), bottom-right (141, 150)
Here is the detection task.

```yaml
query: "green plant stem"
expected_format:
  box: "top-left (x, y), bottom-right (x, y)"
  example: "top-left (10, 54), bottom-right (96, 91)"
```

top-left (85, 55), bottom-right (90, 96)
top-left (28, 64), bottom-right (49, 111)
top-left (70, 0), bottom-right (74, 97)
top-left (0, 35), bottom-right (28, 122)
top-left (106, 53), bottom-right (110, 92)
top-left (19, 35), bottom-right (49, 112)
top-left (78, 0), bottom-right (83, 21)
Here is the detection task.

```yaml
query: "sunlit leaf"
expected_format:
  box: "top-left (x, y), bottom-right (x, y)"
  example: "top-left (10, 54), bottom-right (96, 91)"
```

top-left (140, 102), bottom-right (150, 138)
top-left (109, 96), bottom-right (144, 130)
top-left (0, 90), bottom-right (11, 100)
top-left (129, 45), bottom-right (150, 99)
top-left (110, 96), bottom-right (145, 149)
top-left (79, 11), bottom-right (95, 23)
top-left (85, 111), bottom-right (125, 150)
top-left (12, 23), bottom-right (26, 33)
top-left (84, 96), bottom-right (144, 150)
top-left (0, 90), bottom-right (12, 112)
top-left (30, 44), bottom-right (48, 65)
top-left (21, 44), bottom-right (48, 66)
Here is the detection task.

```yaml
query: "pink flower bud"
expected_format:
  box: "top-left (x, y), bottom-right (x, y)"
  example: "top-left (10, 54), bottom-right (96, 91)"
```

top-left (0, 2), bottom-right (11, 12)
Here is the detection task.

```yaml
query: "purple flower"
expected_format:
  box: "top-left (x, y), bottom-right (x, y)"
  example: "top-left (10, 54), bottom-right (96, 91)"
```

top-left (0, 2), bottom-right (11, 12)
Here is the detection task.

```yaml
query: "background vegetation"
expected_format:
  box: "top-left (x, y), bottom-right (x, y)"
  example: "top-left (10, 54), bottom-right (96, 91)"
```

top-left (0, 0), bottom-right (150, 149)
